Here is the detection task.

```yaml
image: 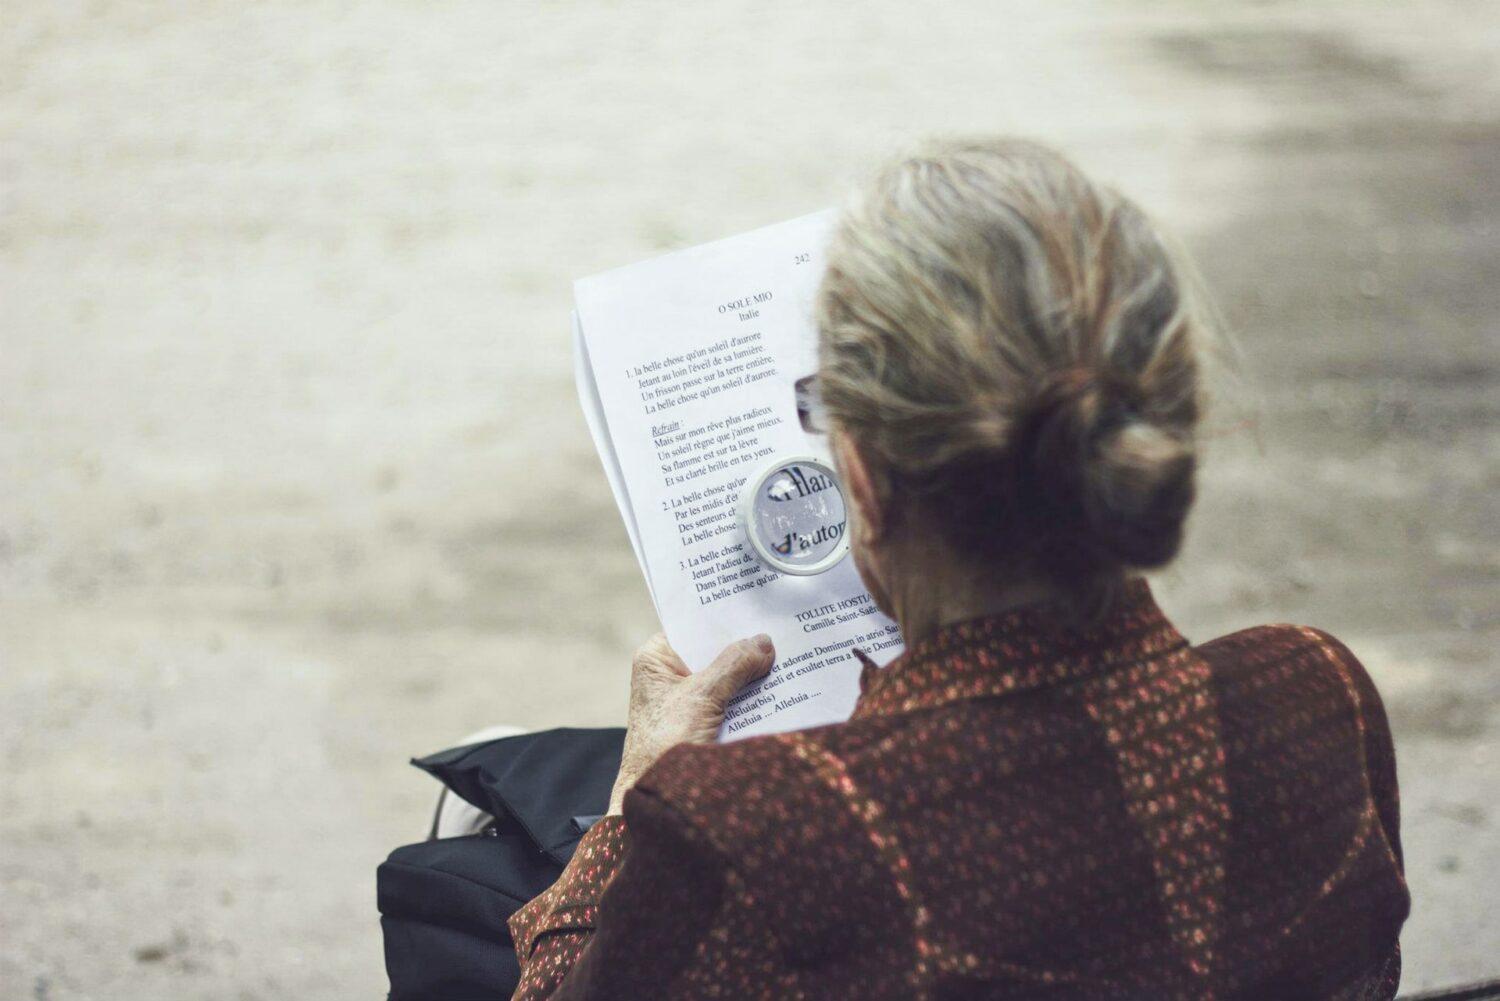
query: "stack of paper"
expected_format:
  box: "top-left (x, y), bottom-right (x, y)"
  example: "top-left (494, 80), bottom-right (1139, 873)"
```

top-left (573, 211), bottom-right (904, 740)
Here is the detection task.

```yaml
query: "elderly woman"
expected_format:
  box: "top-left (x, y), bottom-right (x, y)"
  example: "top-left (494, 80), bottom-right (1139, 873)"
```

top-left (508, 140), bottom-right (1409, 999)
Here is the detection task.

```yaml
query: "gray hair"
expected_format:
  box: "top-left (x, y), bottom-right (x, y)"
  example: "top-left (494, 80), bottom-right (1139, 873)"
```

top-left (815, 138), bottom-right (1205, 606)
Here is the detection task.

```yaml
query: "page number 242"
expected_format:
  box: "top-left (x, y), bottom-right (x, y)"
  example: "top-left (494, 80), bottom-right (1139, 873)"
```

top-left (794, 253), bottom-right (811, 265)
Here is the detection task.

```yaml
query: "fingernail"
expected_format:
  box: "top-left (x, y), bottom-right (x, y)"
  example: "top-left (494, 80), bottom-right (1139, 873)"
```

top-left (753, 633), bottom-right (774, 654)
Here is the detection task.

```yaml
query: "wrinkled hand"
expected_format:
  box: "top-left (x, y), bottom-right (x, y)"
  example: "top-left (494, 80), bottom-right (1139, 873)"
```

top-left (608, 633), bottom-right (775, 814)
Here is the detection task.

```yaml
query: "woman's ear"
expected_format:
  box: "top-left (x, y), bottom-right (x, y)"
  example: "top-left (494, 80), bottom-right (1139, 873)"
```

top-left (833, 431), bottom-right (888, 544)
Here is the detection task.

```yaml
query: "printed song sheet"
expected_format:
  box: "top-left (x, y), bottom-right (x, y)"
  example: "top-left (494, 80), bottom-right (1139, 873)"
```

top-left (574, 211), bottom-right (904, 740)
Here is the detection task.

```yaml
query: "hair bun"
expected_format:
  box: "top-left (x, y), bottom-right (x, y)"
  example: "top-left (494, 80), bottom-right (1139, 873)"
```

top-left (1020, 368), bottom-right (1195, 571)
top-left (815, 138), bottom-right (1207, 610)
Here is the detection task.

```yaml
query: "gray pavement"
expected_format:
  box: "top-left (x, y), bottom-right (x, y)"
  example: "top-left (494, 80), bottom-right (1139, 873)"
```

top-left (1, 2), bottom-right (1497, 997)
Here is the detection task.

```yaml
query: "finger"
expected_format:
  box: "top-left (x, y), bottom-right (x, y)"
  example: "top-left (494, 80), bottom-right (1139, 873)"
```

top-left (696, 634), bottom-right (775, 706)
top-left (633, 632), bottom-right (691, 679)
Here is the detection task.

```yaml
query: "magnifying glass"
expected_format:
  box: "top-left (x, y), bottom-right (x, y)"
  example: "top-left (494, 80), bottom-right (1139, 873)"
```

top-left (738, 456), bottom-right (850, 576)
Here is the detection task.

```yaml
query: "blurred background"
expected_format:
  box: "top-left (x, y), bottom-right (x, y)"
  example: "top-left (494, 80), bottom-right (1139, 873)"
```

top-left (2, 1), bottom-right (1497, 997)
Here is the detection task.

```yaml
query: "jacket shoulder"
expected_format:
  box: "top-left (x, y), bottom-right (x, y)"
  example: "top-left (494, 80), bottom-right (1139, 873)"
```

top-left (1194, 623), bottom-right (1407, 980)
top-left (1195, 621), bottom-right (1349, 663)
top-left (1195, 623), bottom-right (1387, 723)
top-left (1194, 621), bottom-right (1399, 843)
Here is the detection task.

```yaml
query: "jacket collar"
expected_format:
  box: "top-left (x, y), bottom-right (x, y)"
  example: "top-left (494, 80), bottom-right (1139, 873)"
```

top-left (851, 578), bottom-right (1188, 721)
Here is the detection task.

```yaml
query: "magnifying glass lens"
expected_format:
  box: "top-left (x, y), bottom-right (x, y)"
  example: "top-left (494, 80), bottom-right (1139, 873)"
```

top-left (742, 458), bottom-right (849, 575)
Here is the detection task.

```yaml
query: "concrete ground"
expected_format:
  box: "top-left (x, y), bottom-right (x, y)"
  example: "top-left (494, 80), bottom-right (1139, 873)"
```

top-left (2, 1), bottom-right (1497, 997)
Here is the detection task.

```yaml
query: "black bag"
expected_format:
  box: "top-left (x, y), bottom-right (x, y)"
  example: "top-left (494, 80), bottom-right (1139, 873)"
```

top-left (378, 727), bottom-right (625, 1001)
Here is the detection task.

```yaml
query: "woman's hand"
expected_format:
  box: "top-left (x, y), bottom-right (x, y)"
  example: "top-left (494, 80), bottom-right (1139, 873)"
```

top-left (608, 633), bottom-right (775, 814)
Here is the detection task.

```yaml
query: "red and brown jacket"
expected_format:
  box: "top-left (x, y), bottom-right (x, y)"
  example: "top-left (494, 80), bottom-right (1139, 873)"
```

top-left (510, 581), bottom-right (1408, 999)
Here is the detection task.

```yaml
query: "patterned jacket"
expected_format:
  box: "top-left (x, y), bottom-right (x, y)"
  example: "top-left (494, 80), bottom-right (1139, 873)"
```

top-left (510, 581), bottom-right (1408, 999)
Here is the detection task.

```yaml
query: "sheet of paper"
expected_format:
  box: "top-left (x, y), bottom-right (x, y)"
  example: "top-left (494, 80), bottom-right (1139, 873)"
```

top-left (573, 311), bottom-right (655, 611)
top-left (574, 210), bottom-right (904, 740)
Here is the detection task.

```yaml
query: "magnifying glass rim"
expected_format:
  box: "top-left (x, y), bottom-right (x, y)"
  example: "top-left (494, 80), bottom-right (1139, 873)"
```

top-left (738, 454), bottom-right (851, 577)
